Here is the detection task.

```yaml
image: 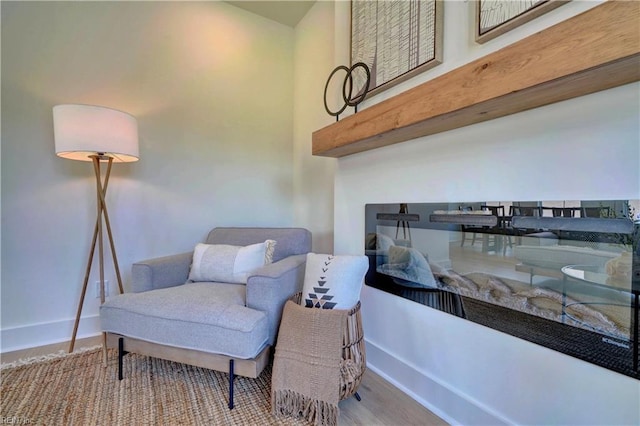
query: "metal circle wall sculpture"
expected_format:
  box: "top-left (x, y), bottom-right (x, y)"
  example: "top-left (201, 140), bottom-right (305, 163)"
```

top-left (324, 62), bottom-right (371, 121)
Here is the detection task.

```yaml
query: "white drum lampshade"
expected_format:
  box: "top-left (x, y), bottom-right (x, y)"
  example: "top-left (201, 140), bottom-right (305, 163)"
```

top-left (53, 104), bottom-right (139, 162)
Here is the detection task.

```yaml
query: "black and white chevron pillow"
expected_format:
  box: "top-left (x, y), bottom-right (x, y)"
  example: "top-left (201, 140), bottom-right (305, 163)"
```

top-left (302, 253), bottom-right (368, 309)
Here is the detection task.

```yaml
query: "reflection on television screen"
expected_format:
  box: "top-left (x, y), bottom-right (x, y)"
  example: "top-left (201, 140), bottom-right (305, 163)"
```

top-left (365, 200), bottom-right (639, 379)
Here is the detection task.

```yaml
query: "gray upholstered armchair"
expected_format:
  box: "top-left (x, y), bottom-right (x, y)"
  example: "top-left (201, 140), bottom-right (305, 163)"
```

top-left (100, 227), bottom-right (311, 409)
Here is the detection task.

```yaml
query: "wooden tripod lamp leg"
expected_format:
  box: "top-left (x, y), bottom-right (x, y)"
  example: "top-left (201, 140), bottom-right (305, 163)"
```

top-left (68, 225), bottom-right (98, 353)
top-left (93, 158), bottom-right (108, 365)
top-left (98, 160), bottom-right (125, 295)
top-left (69, 157), bottom-right (103, 353)
top-left (68, 156), bottom-right (124, 355)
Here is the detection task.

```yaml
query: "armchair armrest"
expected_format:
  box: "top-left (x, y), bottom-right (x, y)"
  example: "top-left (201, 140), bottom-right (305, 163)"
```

top-left (131, 252), bottom-right (193, 293)
top-left (246, 254), bottom-right (307, 345)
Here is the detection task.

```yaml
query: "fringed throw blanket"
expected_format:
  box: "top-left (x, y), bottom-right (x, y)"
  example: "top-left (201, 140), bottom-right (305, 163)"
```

top-left (272, 300), bottom-right (347, 426)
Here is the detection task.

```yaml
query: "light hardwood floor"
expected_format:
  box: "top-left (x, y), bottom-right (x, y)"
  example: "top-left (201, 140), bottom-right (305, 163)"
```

top-left (1, 336), bottom-right (448, 426)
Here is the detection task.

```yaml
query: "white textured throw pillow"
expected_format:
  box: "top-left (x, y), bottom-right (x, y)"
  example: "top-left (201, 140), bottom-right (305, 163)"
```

top-left (302, 253), bottom-right (368, 309)
top-left (188, 240), bottom-right (276, 284)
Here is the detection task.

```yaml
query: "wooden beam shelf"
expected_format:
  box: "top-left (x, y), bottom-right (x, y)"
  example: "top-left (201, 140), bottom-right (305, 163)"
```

top-left (312, 1), bottom-right (640, 158)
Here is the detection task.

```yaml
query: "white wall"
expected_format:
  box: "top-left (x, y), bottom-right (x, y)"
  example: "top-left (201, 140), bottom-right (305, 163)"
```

top-left (292, 1), bottom-right (337, 253)
top-left (1, 1), bottom-right (295, 351)
top-left (326, 1), bottom-right (640, 425)
top-left (336, 84), bottom-right (640, 426)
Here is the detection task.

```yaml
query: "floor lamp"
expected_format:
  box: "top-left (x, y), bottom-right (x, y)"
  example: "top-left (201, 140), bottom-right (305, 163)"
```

top-left (53, 104), bottom-right (139, 353)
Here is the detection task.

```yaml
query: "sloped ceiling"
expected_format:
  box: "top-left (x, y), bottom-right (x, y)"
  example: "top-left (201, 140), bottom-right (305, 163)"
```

top-left (225, 1), bottom-right (316, 27)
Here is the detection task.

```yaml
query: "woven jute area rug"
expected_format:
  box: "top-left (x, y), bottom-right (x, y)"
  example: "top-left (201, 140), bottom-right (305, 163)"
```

top-left (1, 347), bottom-right (308, 425)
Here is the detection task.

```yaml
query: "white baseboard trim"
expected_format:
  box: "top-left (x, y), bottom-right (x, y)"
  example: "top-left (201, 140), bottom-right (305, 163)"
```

top-left (365, 338), bottom-right (512, 426)
top-left (1, 315), bottom-right (102, 353)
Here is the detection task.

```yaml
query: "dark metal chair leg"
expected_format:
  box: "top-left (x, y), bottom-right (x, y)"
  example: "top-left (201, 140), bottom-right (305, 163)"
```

top-left (228, 359), bottom-right (235, 409)
top-left (118, 337), bottom-right (128, 381)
